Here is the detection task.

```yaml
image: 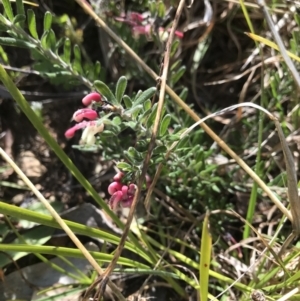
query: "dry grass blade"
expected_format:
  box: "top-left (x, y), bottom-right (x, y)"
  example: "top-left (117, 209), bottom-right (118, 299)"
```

top-left (0, 148), bottom-right (126, 301)
top-left (256, 0), bottom-right (300, 89)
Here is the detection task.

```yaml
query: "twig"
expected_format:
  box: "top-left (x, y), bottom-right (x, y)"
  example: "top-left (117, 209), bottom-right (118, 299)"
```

top-left (81, 0), bottom-right (187, 297)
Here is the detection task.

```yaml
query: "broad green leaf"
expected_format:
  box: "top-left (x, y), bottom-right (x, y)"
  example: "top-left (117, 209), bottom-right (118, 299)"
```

top-left (159, 114), bottom-right (171, 136)
top-left (94, 80), bottom-right (117, 105)
top-left (48, 29), bottom-right (56, 50)
top-left (171, 66), bottom-right (186, 85)
top-left (73, 45), bottom-right (83, 74)
top-left (27, 9), bottom-right (39, 39)
top-left (116, 162), bottom-right (133, 172)
top-left (63, 38), bottom-right (71, 63)
top-left (115, 76), bottom-right (127, 104)
top-left (0, 37), bottom-right (35, 48)
top-left (13, 14), bottom-right (26, 25)
top-left (133, 87), bottom-right (156, 106)
top-left (43, 11), bottom-right (52, 31)
top-left (16, 0), bottom-right (25, 16)
top-left (123, 95), bottom-right (132, 109)
top-left (2, 0), bottom-right (14, 22)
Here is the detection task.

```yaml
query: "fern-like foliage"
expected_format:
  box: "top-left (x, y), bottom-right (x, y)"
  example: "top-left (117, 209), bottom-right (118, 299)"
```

top-left (0, 0), bottom-right (100, 88)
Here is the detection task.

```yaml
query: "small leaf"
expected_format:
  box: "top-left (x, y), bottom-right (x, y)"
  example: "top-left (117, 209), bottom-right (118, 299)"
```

top-left (94, 61), bottom-right (101, 79)
top-left (133, 87), bottom-right (156, 106)
top-left (115, 76), bottom-right (127, 104)
top-left (2, 0), bottom-right (14, 22)
top-left (41, 30), bottom-right (50, 49)
top-left (153, 145), bottom-right (167, 155)
top-left (159, 114), bottom-right (171, 136)
top-left (94, 80), bottom-right (117, 105)
top-left (73, 45), bottom-right (83, 74)
top-left (123, 121), bottom-right (138, 130)
top-left (170, 40), bottom-right (180, 57)
top-left (63, 38), bottom-right (71, 63)
top-left (143, 99), bottom-right (151, 111)
top-left (27, 9), bottom-right (39, 39)
top-left (123, 95), bottom-right (132, 109)
top-left (16, 0), bottom-right (25, 16)
top-left (43, 11), bottom-right (52, 31)
top-left (157, 1), bottom-right (165, 18)
top-left (117, 162), bottom-right (133, 172)
top-left (0, 37), bottom-right (35, 48)
top-left (179, 87), bottom-right (188, 101)
top-left (171, 66), bottom-right (186, 85)
top-left (146, 103), bottom-right (158, 128)
top-left (55, 37), bottom-right (65, 52)
top-left (13, 14), bottom-right (26, 25)
top-left (48, 29), bottom-right (56, 50)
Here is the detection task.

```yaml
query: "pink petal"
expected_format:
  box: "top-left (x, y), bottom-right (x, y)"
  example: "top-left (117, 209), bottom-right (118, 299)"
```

top-left (128, 184), bottom-right (137, 196)
top-left (113, 172), bottom-right (124, 182)
top-left (128, 12), bottom-right (144, 23)
top-left (121, 185), bottom-right (128, 199)
top-left (82, 92), bottom-right (102, 106)
top-left (132, 24), bottom-right (151, 36)
top-left (109, 191), bottom-right (123, 209)
top-left (121, 195), bottom-right (134, 208)
top-left (64, 121), bottom-right (89, 139)
top-left (108, 181), bottom-right (123, 195)
top-left (73, 109), bottom-right (98, 122)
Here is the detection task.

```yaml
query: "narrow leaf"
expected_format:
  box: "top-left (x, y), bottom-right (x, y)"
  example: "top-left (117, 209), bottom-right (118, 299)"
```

top-left (2, 0), bottom-right (14, 22)
top-left (123, 95), bottom-right (132, 109)
top-left (27, 9), bottom-right (39, 39)
top-left (13, 14), bottom-right (26, 25)
top-left (73, 44), bottom-right (82, 74)
top-left (0, 37), bottom-right (35, 48)
top-left (94, 61), bottom-right (101, 79)
top-left (115, 76), bottom-right (127, 104)
top-left (94, 80), bottom-right (117, 105)
top-left (133, 87), bottom-right (156, 106)
top-left (199, 211), bottom-right (212, 301)
top-left (146, 103), bottom-right (158, 128)
top-left (159, 114), bottom-right (171, 136)
top-left (16, 0), bottom-right (25, 16)
top-left (63, 38), bottom-right (71, 63)
top-left (43, 11), bottom-right (52, 31)
top-left (171, 66), bottom-right (186, 85)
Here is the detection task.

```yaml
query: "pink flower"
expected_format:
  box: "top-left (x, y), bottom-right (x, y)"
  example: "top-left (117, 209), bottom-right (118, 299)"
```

top-left (64, 121), bottom-right (104, 145)
top-left (73, 109), bottom-right (98, 122)
top-left (108, 172), bottom-right (137, 209)
top-left (82, 92), bottom-right (102, 106)
top-left (132, 24), bottom-right (152, 38)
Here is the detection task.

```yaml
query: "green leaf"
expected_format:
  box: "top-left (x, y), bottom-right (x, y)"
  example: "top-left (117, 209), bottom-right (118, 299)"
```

top-left (16, 0), bottom-right (25, 16)
top-left (94, 80), bottom-right (117, 105)
top-left (94, 61), bottom-right (101, 79)
top-left (146, 103), bottom-right (158, 128)
top-left (48, 29), bottom-right (56, 50)
top-left (43, 11), bottom-right (52, 31)
top-left (143, 99), bottom-right (151, 111)
top-left (73, 44), bottom-right (83, 74)
top-left (123, 95), bottom-right (132, 109)
top-left (117, 162), bottom-right (133, 172)
top-left (55, 37), bottom-right (65, 52)
top-left (170, 40), bottom-right (180, 57)
top-left (153, 145), bottom-right (167, 155)
top-left (12, 14), bottom-right (26, 25)
top-left (133, 87), bottom-right (156, 106)
top-left (115, 76), bottom-right (127, 104)
top-left (159, 114), bottom-right (171, 136)
top-left (27, 9), bottom-right (39, 39)
top-left (157, 1), bottom-right (165, 18)
top-left (0, 37), bottom-right (35, 48)
top-left (63, 38), bottom-right (71, 63)
top-left (171, 66), bottom-right (186, 85)
top-left (2, 0), bottom-right (14, 22)
top-left (41, 30), bottom-right (50, 49)
top-left (179, 87), bottom-right (188, 101)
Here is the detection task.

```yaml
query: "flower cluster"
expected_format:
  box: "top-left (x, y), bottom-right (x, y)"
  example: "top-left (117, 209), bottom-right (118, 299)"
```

top-left (108, 172), bottom-right (137, 209)
top-left (65, 93), bottom-right (104, 145)
top-left (115, 11), bottom-right (183, 40)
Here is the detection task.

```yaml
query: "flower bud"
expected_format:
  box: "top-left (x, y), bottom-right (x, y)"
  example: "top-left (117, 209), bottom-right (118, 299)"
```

top-left (82, 92), bottom-right (102, 106)
top-left (73, 109), bottom-right (98, 122)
